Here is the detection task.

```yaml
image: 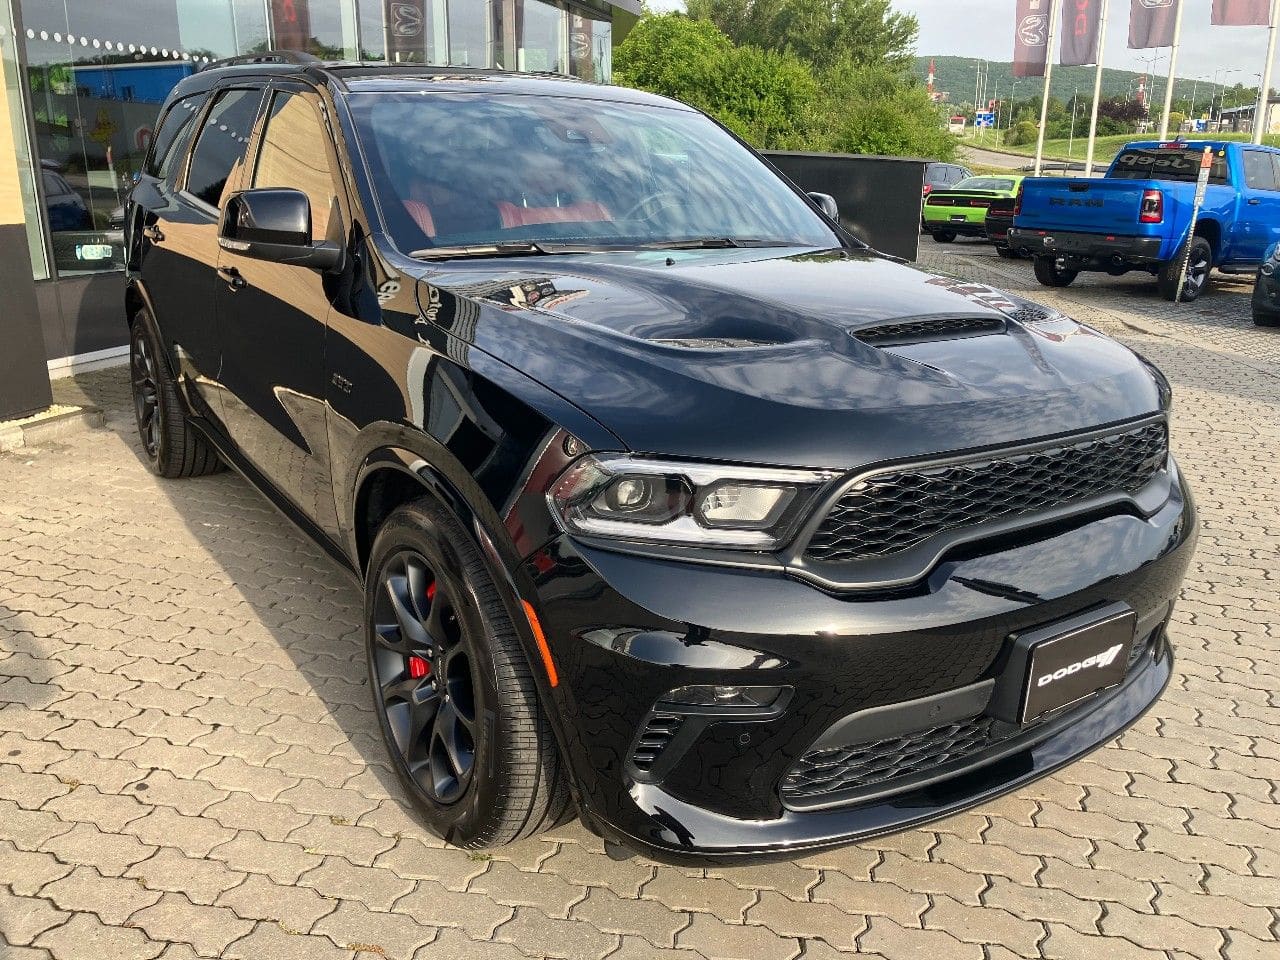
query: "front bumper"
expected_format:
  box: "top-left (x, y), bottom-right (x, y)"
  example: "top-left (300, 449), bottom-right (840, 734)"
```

top-left (521, 472), bottom-right (1196, 863)
top-left (1008, 227), bottom-right (1164, 265)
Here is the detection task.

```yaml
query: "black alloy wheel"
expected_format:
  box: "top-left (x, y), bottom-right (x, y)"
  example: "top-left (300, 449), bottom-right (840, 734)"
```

top-left (1159, 236), bottom-right (1212, 302)
top-left (131, 322), bottom-right (162, 461)
top-left (363, 498), bottom-right (568, 847)
top-left (371, 550), bottom-right (479, 805)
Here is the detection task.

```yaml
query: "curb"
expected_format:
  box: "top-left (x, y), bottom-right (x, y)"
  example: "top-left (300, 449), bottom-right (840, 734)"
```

top-left (0, 404), bottom-right (107, 453)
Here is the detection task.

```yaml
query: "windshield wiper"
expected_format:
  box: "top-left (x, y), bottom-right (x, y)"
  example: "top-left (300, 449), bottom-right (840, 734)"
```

top-left (408, 241), bottom-right (568, 260)
top-left (637, 237), bottom-right (785, 250)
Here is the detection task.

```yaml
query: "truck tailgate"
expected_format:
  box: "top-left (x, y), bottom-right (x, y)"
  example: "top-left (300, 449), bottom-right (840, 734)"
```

top-left (1016, 178), bottom-right (1152, 234)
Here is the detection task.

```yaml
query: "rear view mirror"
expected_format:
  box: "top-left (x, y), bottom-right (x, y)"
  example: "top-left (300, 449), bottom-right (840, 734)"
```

top-left (219, 188), bottom-right (343, 271)
top-left (808, 192), bottom-right (839, 221)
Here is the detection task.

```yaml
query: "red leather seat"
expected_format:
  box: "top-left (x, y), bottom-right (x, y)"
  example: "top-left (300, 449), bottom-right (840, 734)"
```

top-left (497, 200), bottom-right (611, 229)
top-left (404, 199), bottom-right (436, 238)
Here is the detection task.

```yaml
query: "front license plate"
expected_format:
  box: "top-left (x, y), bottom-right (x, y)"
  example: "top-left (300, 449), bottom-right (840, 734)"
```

top-left (1021, 610), bottom-right (1136, 724)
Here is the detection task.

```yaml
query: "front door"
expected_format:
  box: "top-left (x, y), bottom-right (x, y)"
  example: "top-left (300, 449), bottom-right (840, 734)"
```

top-left (214, 83), bottom-right (346, 534)
top-left (1230, 149), bottom-right (1280, 265)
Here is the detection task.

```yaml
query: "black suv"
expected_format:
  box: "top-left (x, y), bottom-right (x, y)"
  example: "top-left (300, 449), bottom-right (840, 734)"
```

top-left (124, 55), bottom-right (1196, 862)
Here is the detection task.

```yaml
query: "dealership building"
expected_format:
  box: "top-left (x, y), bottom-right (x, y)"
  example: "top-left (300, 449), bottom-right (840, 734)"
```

top-left (0, 0), bottom-right (637, 416)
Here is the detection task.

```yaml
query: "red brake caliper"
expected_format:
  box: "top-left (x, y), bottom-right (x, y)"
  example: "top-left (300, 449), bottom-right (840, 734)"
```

top-left (408, 580), bottom-right (438, 679)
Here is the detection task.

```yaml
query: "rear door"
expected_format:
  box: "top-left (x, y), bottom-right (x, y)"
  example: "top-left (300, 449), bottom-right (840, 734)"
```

top-left (143, 85), bottom-right (265, 426)
top-left (214, 82), bottom-right (346, 534)
top-left (1230, 148), bottom-right (1280, 265)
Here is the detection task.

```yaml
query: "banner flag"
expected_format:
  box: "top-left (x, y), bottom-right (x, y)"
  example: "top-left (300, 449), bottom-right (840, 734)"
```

top-left (270, 0), bottom-right (312, 52)
top-left (1129, 0), bottom-right (1179, 49)
top-left (386, 0), bottom-right (428, 61)
top-left (1211, 0), bottom-right (1271, 25)
top-left (1062, 0), bottom-right (1103, 65)
top-left (1014, 0), bottom-right (1053, 77)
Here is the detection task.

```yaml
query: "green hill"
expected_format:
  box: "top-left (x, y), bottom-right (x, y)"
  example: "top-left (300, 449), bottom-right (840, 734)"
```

top-left (916, 55), bottom-right (1245, 113)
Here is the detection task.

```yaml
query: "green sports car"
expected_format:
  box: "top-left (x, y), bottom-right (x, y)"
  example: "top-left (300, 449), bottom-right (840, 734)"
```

top-left (923, 175), bottom-right (1024, 244)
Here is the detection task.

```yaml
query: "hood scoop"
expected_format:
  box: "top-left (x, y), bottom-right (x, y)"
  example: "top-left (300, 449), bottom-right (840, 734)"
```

top-left (852, 315), bottom-right (1006, 346)
top-left (649, 337), bottom-right (783, 350)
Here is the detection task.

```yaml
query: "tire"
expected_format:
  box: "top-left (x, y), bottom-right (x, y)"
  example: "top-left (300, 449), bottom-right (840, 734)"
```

top-left (1158, 236), bottom-right (1213, 302)
top-left (932, 231), bottom-right (957, 244)
top-left (1033, 256), bottom-right (1079, 288)
top-left (996, 245), bottom-right (1019, 259)
top-left (364, 498), bottom-right (569, 848)
top-left (129, 311), bottom-right (223, 479)
top-left (1254, 309), bottom-right (1280, 327)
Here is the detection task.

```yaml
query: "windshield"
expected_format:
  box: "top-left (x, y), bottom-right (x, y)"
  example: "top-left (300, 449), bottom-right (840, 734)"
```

top-left (347, 92), bottom-right (841, 254)
top-left (1109, 148), bottom-right (1229, 185)
top-left (953, 177), bottom-right (1015, 192)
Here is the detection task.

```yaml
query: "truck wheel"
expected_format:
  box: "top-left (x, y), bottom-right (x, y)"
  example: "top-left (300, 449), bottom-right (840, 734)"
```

top-left (1033, 257), bottom-right (1078, 288)
top-left (1254, 309), bottom-right (1280, 327)
top-left (1158, 237), bottom-right (1212, 302)
top-left (932, 231), bottom-right (956, 244)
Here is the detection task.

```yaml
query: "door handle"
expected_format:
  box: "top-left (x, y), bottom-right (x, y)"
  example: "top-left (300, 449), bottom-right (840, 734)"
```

top-left (1249, 198), bottom-right (1262, 205)
top-left (142, 224), bottom-right (164, 242)
top-left (217, 266), bottom-right (245, 290)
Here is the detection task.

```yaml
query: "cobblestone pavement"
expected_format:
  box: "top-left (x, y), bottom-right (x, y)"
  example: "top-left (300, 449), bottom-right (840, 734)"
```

top-left (2, 246), bottom-right (1279, 960)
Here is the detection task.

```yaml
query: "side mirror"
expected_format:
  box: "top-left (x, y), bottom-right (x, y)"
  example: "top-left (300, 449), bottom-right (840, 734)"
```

top-left (219, 188), bottom-right (343, 271)
top-left (808, 192), bottom-right (840, 222)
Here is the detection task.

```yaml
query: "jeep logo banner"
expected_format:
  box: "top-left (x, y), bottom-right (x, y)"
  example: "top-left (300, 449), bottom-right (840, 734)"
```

top-left (1013, 0), bottom-right (1051, 78)
top-left (1129, 0), bottom-right (1180, 49)
top-left (1061, 0), bottom-right (1102, 67)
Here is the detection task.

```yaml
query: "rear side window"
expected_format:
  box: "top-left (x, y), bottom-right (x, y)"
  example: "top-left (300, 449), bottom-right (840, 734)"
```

top-left (1110, 147), bottom-right (1229, 185)
top-left (253, 91), bottom-right (340, 241)
top-left (145, 95), bottom-right (206, 181)
top-left (1244, 150), bottom-right (1279, 191)
top-left (185, 88), bottom-right (263, 208)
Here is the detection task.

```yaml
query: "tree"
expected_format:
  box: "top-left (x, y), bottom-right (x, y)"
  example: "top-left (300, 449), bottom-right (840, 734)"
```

top-left (614, 13), bottom-right (819, 150)
top-left (685, 0), bottom-right (918, 73)
top-left (819, 60), bottom-right (956, 159)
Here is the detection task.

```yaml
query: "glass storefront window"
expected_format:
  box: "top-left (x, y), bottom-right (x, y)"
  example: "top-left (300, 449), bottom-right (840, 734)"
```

top-left (516, 0), bottom-right (564, 74)
top-left (2, 7), bottom-right (48, 278)
top-left (568, 8), bottom-right (607, 82)
top-left (9, 0), bottom-right (611, 281)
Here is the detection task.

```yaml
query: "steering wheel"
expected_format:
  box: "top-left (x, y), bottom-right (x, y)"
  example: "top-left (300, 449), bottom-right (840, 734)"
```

top-left (623, 191), bottom-right (684, 221)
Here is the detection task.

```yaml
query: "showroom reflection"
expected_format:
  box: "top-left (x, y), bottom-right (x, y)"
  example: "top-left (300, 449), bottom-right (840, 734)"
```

top-left (12, 0), bottom-right (611, 279)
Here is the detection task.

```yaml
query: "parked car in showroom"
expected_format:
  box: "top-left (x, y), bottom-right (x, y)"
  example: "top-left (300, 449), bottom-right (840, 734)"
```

top-left (124, 54), bottom-right (1196, 863)
top-left (922, 175), bottom-right (1023, 243)
top-left (1011, 140), bottom-right (1280, 301)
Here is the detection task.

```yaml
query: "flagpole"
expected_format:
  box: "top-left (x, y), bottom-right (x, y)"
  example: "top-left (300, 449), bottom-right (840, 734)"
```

top-left (1254, 0), bottom-right (1279, 144)
top-left (1085, 0), bottom-right (1111, 175)
top-left (1159, 0), bottom-right (1185, 140)
top-left (1034, 0), bottom-right (1063, 176)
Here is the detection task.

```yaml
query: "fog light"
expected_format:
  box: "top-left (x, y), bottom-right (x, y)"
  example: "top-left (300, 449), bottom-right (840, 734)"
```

top-left (661, 684), bottom-right (788, 709)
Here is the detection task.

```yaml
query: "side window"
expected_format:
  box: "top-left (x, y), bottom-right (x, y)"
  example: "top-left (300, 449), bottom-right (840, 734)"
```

top-left (252, 91), bottom-right (340, 241)
top-left (1243, 150), bottom-right (1278, 191)
top-left (144, 95), bottom-right (206, 181)
top-left (185, 88), bottom-right (263, 209)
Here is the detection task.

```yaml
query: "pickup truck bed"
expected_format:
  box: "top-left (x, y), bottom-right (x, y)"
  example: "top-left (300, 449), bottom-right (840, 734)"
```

top-left (1008, 141), bottom-right (1280, 301)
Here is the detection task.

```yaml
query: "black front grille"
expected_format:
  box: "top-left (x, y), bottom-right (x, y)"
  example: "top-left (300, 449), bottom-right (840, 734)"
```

top-left (782, 716), bottom-right (1001, 802)
top-left (804, 422), bottom-right (1168, 564)
top-left (853, 316), bottom-right (1005, 344)
top-left (629, 713), bottom-right (682, 773)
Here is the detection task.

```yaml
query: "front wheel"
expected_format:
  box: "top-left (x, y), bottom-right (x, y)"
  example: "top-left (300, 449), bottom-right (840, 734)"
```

top-left (364, 498), bottom-right (568, 847)
top-left (1033, 256), bottom-right (1078, 288)
top-left (1158, 236), bottom-right (1212, 302)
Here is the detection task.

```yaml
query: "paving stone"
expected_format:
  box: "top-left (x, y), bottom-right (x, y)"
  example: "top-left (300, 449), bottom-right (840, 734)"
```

top-left (125, 846), bottom-right (248, 905)
top-left (39, 865), bottom-right (163, 924)
top-left (127, 769), bottom-right (227, 816)
top-left (1040, 923), bottom-right (1169, 960)
top-left (216, 872), bottom-right (338, 929)
top-left (286, 814), bottom-right (398, 865)
top-left (982, 875), bottom-right (1100, 935)
top-left (640, 869), bottom-right (757, 918)
top-left (872, 851), bottom-right (987, 906)
top-left (858, 917), bottom-right (984, 960)
top-left (0, 888), bottom-right (70, 946)
top-left (810, 872), bottom-right (928, 926)
top-left (373, 837), bottom-right (491, 890)
top-left (570, 887), bottom-right (690, 948)
top-left (0, 840), bottom-right (73, 895)
top-left (193, 755), bottom-right (301, 801)
top-left (223, 921), bottom-right (355, 960)
top-left (122, 804), bottom-right (237, 858)
top-left (492, 906), bottom-right (623, 960)
top-left (411, 927), bottom-right (537, 960)
top-left (43, 784), bottom-right (151, 832)
top-left (392, 879), bottom-right (515, 940)
top-left (40, 821), bottom-right (156, 876)
top-left (466, 860), bottom-right (589, 919)
top-left (1037, 856), bottom-right (1156, 912)
top-left (208, 833), bottom-right (322, 885)
top-left (298, 855), bottom-right (417, 910)
top-left (1097, 901), bottom-right (1225, 959)
top-left (540, 840), bottom-right (654, 897)
top-left (204, 790), bottom-right (313, 840)
top-left (313, 899), bottom-right (439, 959)
top-left (1154, 885), bottom-right (1275, 941)
top-left (31, 911), bottom-right (167, 960)
top-left (921, 896), bottom-right (1044, 957)
top-left (746, 889), bottom-right (863, 950)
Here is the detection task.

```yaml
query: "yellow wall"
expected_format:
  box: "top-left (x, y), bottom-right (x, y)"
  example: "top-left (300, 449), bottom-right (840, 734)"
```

top-left (0, 43), bottom-right (22, 227)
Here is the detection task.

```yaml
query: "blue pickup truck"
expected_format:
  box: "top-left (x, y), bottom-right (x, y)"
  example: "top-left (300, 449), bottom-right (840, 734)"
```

top-left (1008, 140), bottom-right (1280, 301)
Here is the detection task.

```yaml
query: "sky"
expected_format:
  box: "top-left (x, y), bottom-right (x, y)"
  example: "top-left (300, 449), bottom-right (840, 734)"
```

top-left (648, 1), bottom-right (1280, 84)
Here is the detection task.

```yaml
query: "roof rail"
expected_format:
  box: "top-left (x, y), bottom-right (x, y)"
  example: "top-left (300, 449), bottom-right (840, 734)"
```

top-left (200, 50), bottom-right (320, 71)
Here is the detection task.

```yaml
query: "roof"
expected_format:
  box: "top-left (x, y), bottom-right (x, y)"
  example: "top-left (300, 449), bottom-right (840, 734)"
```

top-left (1124, 139), bottom-right (1280, 152)
top-left (166, 57), bottom-right (682, 110)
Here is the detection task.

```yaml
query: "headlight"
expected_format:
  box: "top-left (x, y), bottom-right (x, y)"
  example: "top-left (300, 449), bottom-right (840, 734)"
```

top-left (548, 455), bottom-right (835, 549)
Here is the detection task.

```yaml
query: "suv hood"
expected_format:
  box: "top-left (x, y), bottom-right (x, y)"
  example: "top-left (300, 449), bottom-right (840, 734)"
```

top-left (414, 248), bottom-right (1163, 469)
